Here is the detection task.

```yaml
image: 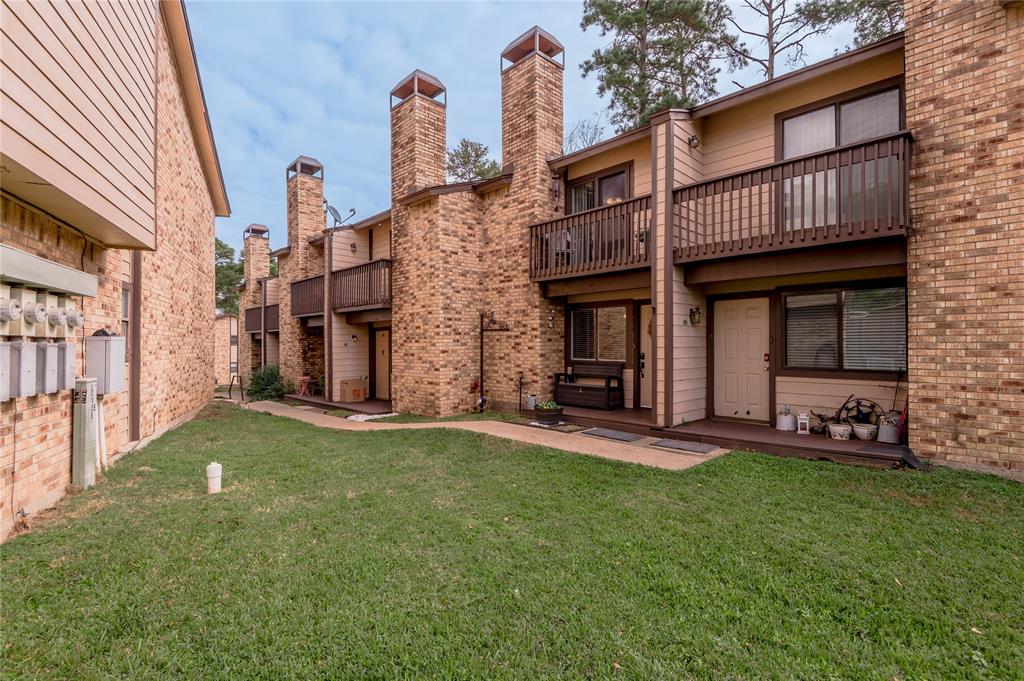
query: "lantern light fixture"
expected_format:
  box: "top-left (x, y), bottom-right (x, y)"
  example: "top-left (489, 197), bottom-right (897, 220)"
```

top-left (689, 305), bottom-right (704, 326)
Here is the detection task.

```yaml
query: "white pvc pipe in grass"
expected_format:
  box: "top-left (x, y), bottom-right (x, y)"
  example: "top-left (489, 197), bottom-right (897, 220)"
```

top-left (206, 462), bottom-right (222, 494)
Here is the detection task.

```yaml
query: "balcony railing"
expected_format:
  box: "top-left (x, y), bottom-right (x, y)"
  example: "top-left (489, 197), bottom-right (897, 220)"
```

top-left (291, 274), bottom-right (324, 316)
top-left (674, 132), bottom-right (911, 263)
top-left (331, 259), bottom-right (391, 312)
top-left (244, 306), bottom-right (261, 332)
top-left (264, 304), bottom-right (279, 331)
top-left (529, 195), bottom-right (652, 281)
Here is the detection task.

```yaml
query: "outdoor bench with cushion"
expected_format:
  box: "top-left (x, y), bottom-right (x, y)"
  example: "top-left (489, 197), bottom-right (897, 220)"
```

top-left (555, 364), bottom-right (624, 410)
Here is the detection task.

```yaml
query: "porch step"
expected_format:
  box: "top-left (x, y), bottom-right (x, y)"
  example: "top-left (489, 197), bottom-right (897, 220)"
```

top-left (581, 428), bottom-right (644, 442)
top-left (650, 439), bottom-right (719, 455)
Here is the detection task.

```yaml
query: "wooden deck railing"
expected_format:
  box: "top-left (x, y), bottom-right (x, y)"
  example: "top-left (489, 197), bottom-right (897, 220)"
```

top-left (331, 259), bottom-right (391, 311)
top-left (529, 194), bottom-right (652, 281)
top-left (290, 274), bottom-right (324, 316)
top-left (673, 132), bottom-right (911, 263)
top-left (264, 304), bottom-right (279, 331)
top-left (244, 306), bottom-right (262, 332)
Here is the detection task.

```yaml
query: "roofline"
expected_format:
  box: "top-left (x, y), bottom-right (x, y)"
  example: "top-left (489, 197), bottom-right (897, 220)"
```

top-left (547, 126), bottom-right (652, 171)
top-left (690, 32), bottom-right (905, 118)
top-left (270, 246), bottom-right (290, 258)
top-left (397, 171), bottom-right (514, 207)
top-left (326, 208), bottom-right (393, 233)
top-left (160, 0), bottom-right (230, 217)
top-left (546, 33), bottom-right (904, 171)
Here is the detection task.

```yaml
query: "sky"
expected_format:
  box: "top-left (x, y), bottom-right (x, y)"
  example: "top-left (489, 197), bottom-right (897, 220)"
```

top-left (187, 1), bottom-right (856, 255)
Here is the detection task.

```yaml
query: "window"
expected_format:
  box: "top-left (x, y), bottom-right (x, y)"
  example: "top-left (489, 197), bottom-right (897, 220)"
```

top-left (229, 362), bottom-right (238, 373)
top-left (780, 86), bottom-right (902, 231)
top-left (230, 334), bottom-right (238, 347)
top-left (568, 166), bottom-right (629, 214)
top-left (784, 285), bottom-right (906, 374)
top-left (121, 284), bottom-right (131, 362)
top-left (571, 306), bottom-right (627, 362)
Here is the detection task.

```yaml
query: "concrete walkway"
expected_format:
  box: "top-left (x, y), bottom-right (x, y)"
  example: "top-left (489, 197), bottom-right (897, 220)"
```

top-left (245, 401), bottom-right (724, 471)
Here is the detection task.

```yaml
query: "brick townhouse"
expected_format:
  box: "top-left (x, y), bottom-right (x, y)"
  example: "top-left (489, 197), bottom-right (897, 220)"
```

top-left (1, 0), bottom-right (230, 539)
top-left (241, 0), bottom-right (1021, 473)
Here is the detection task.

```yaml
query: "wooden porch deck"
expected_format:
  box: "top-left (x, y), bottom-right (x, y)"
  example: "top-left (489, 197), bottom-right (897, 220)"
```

top-left (285, 394), bottom-right (393, 415)
top-left (560, 406), bottom-right (918, 468)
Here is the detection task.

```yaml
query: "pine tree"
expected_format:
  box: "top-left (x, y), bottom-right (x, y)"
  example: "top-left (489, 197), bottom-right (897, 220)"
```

top-left (446, 139), bottom-right (502, 182)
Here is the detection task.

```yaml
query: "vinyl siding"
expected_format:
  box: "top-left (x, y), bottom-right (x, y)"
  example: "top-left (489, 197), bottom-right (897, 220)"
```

top-left (566, 138), bottom-right (653, 197)
top-left (0, 0), bottom-right (157, 247)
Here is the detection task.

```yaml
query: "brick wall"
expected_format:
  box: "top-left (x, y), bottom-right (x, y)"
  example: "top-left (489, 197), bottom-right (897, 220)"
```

top-left (1, 18), bottom-right (217, 538)
top-left (213, 315), bottom-right (237, 384)
top-left (279, 172), bottom-right (326, 389)
top-left (904, 1), bottom-right (1023, 471)
top-left (238, 231), bottom-right (269, 381)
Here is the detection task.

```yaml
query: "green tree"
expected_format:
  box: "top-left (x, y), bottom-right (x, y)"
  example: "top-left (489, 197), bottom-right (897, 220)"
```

top-left (810, 0), bottom-right (903, 46)
top-left (446, 138), bottom-right (502, 182)
top-left (215, 237), bottom-right (243, 315)
top-left (580, 0), bottom-right (742, 132)
top-left (723, 0), bottom-right (845, 80)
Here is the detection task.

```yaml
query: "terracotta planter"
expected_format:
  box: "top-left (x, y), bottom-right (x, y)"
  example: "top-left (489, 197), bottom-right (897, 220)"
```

top-left (535, 407), bottom-right (563, 425)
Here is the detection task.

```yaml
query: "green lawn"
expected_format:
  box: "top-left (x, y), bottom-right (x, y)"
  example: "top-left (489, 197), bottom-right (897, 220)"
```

top-left (3, 403), bottom-right (1022, 679)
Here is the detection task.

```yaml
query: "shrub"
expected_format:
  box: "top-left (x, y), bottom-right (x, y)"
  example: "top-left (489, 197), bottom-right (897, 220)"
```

top-left (248, 365), bottom-right (286, 401)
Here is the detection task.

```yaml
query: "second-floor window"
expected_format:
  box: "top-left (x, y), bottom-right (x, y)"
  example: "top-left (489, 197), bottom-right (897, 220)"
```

top-left (568, 165), bottom-right (629, 214)
top-left (779, 84), bottom-right (903, 230)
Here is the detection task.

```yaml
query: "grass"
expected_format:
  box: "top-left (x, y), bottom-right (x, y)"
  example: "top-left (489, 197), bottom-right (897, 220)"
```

top-left (2, 403), bottom-right (1022, 680)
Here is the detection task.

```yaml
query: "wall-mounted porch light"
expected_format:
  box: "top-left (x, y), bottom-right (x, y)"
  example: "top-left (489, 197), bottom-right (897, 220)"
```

top-left (550, 175), bottom-right (561, 202)
top-left (689, 305), bottom-right (704, 326)
top-left (687, 134), bottom-right (701, 149)
top-left (350, 242), bottom-right (357, 253)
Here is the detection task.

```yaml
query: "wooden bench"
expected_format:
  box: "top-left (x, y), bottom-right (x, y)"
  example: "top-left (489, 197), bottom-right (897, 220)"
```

top-left (555, 364), bottom-right (624, 410)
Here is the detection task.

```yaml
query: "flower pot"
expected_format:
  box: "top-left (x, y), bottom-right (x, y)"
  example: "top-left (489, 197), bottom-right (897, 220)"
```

top-left (828, 423), bottom-right (852, 440)
top-left (535, 407), bottom-right (563, 425)
top-left (852, 423), bottom-right (878, 441)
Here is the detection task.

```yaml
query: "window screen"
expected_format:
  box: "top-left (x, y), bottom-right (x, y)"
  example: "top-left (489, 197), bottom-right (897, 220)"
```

top-left (783, 106), bottom-right (836, 159)
top-left (840, 89), bottom-right (900, 145)
top-left (596, 307), bottom-right (627, 361)
top-left (843, 287), bottom-right (906, 371)
top-left (785, 293), bottom-right (838, 368)
top-left (571, 309), bottom-right (596, 360)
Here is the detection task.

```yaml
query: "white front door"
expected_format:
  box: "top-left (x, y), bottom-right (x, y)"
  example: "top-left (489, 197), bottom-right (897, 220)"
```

top-left (375, 329), bottom-right (390, 400)
top-left (639, 304), bottom-right (653, 408)
top-left (714, 298), bottom-right (770, 421)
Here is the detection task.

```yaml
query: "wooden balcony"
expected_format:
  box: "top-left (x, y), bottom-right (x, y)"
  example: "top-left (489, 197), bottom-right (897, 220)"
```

top-left (291, 274), bottom-right (324, 317)
top-left (529, 195), bottom-right (652, 281)
top-left (674, 132), bottom-right (911, 264)
top-left (331, 259), bottom-right (391, 312)
top-left (244, 304), bottom-right (279, 333)
top-left (264, 304), bottom-right (279, 332)
top-left (244, 306), bottom-right (261, 333)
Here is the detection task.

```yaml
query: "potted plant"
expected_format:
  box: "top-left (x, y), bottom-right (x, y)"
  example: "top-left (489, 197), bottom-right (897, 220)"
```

top-left (534, 400), bottom-right (563, 425)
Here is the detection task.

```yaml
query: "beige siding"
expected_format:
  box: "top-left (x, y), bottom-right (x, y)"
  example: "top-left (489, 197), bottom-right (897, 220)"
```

top-left (0, 0), bottom-right (157, 248)
top-left (264, 277), bottom-right (280, 305)
top-left (699, 51), bottom-right (904, 178)
top-left (777, 376), bottom-right (905, 420)
top-left (331, 228), bottom-right (371, 270)
top-left (330, 313), bottom-right (369, 397)
top-left (371, 221), bottom-right (391, 259)
top-left (567, 138), bottom-right (653, 197)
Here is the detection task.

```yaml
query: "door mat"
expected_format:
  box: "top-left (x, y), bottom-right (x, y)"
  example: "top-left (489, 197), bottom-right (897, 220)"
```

top-left (582, 428), bottom-right (645, 442)
top-left (650, 439), bottom-right (719, 454)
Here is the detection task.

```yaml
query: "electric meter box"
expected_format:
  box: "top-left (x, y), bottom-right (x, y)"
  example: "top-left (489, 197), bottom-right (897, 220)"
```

top-left (41, 293), bottom-right (67, 339)
top-left (9, 288), bottom-right (45, 337)
top-left (58, 341), bottom-right (76, 391)
top-left (0, 284), bottom-right (22, 336)
top-left (10, 340), bottom-right (37, 399)
top-left (36, 341), bottom-right (58, 394)
top-left (0, 342), bottom-right (9, 402)
top-left (85, 335), bottom-right (126, 394)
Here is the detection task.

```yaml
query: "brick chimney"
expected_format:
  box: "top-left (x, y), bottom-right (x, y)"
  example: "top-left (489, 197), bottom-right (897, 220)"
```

top-left (500, 26), bottom-right (563, 215)
top-left (285, 156), bottom-right (326, 278)
top-left (390, 70), bottom-right (446, 201)
top-left (242, 223), bottom-right (270, 307)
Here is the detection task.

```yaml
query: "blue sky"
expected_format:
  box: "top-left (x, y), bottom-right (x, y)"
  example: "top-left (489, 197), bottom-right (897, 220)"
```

top-left (188, 1), bottom-right (854, 255)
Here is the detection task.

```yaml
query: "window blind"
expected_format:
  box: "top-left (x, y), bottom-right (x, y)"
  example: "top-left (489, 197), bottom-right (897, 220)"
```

top-left (783, 106), bottom-right (836, 159)
top-left (571, 309), bottom-right (595, 360)
top-left (843, 287), bottom-right (906, 371)
top-left (785, 293), bottom-right (838, 368)
top-left (840, 89), bottom-right (900, 145)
